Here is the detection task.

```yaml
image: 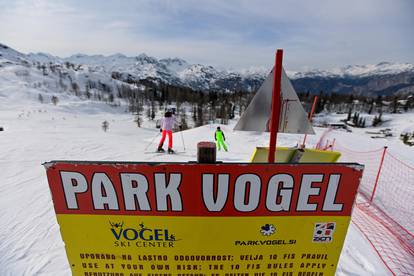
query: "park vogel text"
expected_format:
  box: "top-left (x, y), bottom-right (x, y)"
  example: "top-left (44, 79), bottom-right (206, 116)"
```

top-left (58, 171), bottom-right (345, 214)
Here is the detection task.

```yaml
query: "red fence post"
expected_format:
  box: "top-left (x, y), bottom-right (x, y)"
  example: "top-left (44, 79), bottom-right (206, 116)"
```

top-left (302, 95), bottom-right (318, 147)
top-left (331, 138), bottom-right (336, 151)
top-left (370, 146), bottom-right (388, 204)
top-left (324, 139), bottom-right (329, 150)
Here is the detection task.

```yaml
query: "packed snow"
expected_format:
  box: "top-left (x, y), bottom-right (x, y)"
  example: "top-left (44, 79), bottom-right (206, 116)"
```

top-left (2, 94), bottom-right (402, 275)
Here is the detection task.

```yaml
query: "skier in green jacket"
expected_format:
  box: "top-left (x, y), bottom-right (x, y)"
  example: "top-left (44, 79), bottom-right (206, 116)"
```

top-left (215, 126), bottom-right (228, 151)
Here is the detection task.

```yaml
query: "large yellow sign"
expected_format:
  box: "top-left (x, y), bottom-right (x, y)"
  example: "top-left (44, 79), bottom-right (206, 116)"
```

top-left (44, 162), bottom-right (363, 275)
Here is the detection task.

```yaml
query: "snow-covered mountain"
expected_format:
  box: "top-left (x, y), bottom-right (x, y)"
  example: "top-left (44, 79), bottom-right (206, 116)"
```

top-left (292, 63), bottom-right (414, 96)
top-left (2, 42), bottom-right (414, 96)
top-left (290, 62), bottom-right (414, 79)
top-left (26, 49), bottom-right (265, 92)
top-left (0, 43), bottom-right (128, 108)
top-left (27, 48), bottom-right (414, 96)
top-left (0, 43), bottom-right (31, 64)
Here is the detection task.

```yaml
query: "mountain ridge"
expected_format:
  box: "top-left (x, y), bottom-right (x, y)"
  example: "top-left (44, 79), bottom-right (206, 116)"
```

top-left (2, 43), bottom-right (413, 96)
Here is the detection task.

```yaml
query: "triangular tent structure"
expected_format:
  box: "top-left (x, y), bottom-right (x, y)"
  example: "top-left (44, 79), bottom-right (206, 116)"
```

top-left (234, 66), bottom-right (315, 134)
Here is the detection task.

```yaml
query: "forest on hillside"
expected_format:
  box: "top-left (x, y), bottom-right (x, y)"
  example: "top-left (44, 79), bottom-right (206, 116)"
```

top-left (35, 61), bottom-right (414, 130)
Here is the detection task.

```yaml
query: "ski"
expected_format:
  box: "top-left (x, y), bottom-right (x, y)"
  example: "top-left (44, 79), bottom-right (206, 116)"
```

top-left (144, 151), bottom-right (165, 155)
top-left (143, 151), bottom-right (186, 155)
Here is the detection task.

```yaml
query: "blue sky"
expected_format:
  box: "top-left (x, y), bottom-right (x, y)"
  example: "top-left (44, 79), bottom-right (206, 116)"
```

top-left (0, 0), bottom-right (413, 71)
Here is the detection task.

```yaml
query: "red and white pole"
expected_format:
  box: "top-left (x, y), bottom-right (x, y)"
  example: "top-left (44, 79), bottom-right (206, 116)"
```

top-left (268, 49), bottom-right (283, 163)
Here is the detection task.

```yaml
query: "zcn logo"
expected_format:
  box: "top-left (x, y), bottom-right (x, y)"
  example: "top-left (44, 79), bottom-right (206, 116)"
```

top-left (312, 222), bottom-right (335, 243)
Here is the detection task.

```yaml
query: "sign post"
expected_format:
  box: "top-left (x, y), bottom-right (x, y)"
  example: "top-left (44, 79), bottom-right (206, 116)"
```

top-left (45, 161), bottom-right (362, 275)
top-left (268, 49), bottom-right (283, 163)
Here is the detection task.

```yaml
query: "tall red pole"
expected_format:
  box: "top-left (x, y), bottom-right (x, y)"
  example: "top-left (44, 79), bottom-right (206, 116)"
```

top-left (268, 49), bottom-right (283, 163)
top-left (302, 95), bottom-right (318, 147)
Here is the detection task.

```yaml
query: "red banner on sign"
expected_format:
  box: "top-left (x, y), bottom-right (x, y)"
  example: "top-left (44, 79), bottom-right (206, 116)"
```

top-left (45, 162), bottom-right (362, 217)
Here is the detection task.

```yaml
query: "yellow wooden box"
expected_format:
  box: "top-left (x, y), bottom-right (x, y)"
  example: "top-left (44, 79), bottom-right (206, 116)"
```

top-left (250, 147), bottom-right (341, 163)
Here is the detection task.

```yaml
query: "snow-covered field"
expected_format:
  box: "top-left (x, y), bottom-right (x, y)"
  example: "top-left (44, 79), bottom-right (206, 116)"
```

top-left (1, 94), bottom-right (404, 275)
top-left (314, 111), bottom-right (414, 164)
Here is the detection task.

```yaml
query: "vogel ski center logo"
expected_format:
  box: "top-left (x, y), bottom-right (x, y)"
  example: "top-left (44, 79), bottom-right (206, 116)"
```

top-left (110, 221), bottom-right (179, 248)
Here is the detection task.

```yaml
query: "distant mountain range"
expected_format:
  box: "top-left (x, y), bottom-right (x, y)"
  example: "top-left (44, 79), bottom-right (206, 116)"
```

top-left (1, 43), bottom-right (413, 96)
top-left (290, 62), bottom-right (414, 96)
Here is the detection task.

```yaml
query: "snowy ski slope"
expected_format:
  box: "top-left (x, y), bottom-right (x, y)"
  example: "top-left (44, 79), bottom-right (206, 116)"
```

top-left (0, 96), bottom-right (396, 275)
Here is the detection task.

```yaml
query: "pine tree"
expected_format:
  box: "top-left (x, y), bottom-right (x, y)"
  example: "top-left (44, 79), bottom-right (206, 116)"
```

top-left (368, 101), bottom-right (374, 114)
top-left (347, 108), bottom-right (352, 121)
top-left (358, 117), bottom-right (363, 127)
top-left (51, 96), bottom-right (59, 105)
top-left (404, 101), bottom-right (409, 112)
top-left (352, 112), bottom-right (359, 125)
top-left (180, 111), bottom-right (188, 130)
top-left (85, 84), bottom-right (91, 99)
top-left (372, 112), bottom-right (383, 127)
top-left (108, 94), bottom-right (114, 103)
top-left (372, 115), bottom-right (378, 127)
top-left (315, 91), bottom-right (325, 113)
top-left (41, 64), bottom-right (47, 76)
top-left (230, 104), bottom-right (236, 119)
top-left (196, 103), bottom-right (204, 127)
top-left (376, 95), bottom-right (383, 112)
top-left (392, 97), bottom-right (398, 113)
top-left (102, 120), bottom-right (109, 132)
top-left (402, 133), bottom-right (409, 144)
top-left (146, 107), bottom-right (151, 120)
top-left (134, 113), bottom-right (142, 128)
top-left (150, 100), bottom-right (156, 120)
top-left (71, 82), bottom-right (80, 96)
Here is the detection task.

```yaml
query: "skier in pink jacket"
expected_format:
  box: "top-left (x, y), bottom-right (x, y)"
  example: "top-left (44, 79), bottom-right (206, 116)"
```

top-left (158, 110), bottom-right (180, 153)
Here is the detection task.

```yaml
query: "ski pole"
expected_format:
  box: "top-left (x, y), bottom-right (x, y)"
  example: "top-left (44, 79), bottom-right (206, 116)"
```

top-left (144, 132), bottom-right (161, 151)
top-left (180, 130), bottom-right (186, 151)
